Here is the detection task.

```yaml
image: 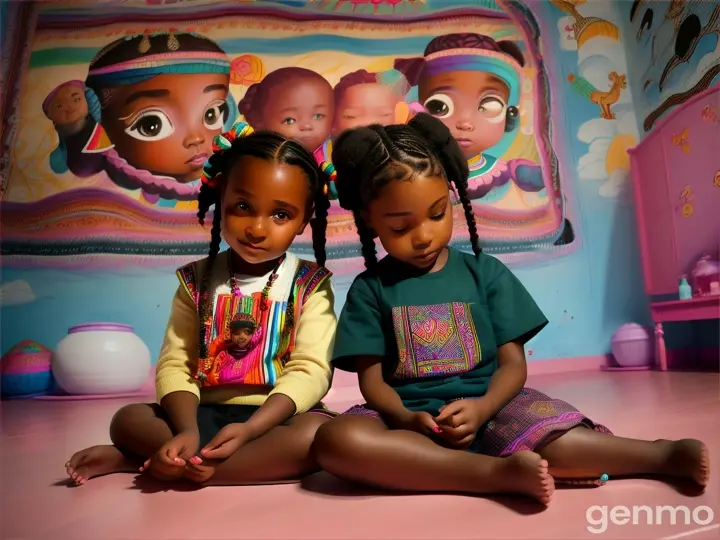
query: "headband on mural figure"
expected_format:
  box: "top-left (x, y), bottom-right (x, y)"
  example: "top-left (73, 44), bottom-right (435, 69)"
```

top-left (200, 121), bottom-right (255, 188)
top-left (395, 47), bottom-right (523, 133)
top-left (85, 32), bottom-right (239, 132)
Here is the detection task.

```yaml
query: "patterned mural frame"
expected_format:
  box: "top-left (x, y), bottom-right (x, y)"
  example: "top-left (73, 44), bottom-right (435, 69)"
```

top-left (0, 0), bottom-right (580, 269)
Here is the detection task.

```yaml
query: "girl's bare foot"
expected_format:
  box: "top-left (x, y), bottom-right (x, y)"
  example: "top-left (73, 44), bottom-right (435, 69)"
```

top-left (65, 445), bottom-right (136, 486)
top-left (184, 456), bottom-right (219, 484)
top-left (660, 439), bottom-right (710, 487)
top-left (492, 451), bottom-right (555, 505)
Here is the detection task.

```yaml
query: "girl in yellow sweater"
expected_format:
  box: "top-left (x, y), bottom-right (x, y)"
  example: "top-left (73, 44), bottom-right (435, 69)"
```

top-left (65, 122), bottom-right (336, 486)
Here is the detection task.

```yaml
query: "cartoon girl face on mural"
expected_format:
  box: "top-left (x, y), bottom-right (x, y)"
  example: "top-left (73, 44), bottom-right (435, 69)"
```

top-left (394, 33), bottom-right (549, 206)
top-left (239, 67), bottom-right (334, 153)
top-left (395, 33), bottom-right (523, 160)
top-left (81, 32), bottom-right (237, 202)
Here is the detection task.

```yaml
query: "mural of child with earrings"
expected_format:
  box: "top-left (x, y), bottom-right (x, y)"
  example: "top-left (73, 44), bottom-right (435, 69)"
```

top-left (51, 31), bottom-right (238, 208)
top-left (395, 33), bottom-right (557, 223)
top-left (42, 80), bottom-right (107, 178)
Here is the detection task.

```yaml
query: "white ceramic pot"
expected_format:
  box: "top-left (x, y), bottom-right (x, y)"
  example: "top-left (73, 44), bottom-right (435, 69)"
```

top-left (52, 323), bottom-right (151, 395)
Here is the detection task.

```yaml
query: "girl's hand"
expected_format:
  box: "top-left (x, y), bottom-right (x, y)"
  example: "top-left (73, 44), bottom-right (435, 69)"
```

top-left (140, 430), bottom-right (200, 479)
top-left (434, 399), bottom-right (494, 449)
top-left (200, 423), bottom-right (251, 460)
top-left (393, 410), bottom-right (442, 437)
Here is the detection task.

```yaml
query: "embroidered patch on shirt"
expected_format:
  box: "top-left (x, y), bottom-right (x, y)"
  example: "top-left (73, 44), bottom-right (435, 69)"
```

top-left (391, 302), bottom-right (481, 379)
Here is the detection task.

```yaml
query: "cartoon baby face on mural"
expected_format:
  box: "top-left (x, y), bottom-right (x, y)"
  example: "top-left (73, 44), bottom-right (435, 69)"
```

top-left (239, 67), bottom-right (334, 153)
top-left (332, 69), bottom-right (410, 135)
top-left (43, 81), bottom-right (90, 132)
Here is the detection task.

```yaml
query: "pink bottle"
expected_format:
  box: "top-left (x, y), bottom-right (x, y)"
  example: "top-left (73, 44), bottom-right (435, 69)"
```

top-left (690, 255), bottom-right (720, 296)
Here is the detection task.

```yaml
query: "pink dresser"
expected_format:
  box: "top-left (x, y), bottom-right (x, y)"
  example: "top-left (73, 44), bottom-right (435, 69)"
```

top-left (628, 86), bottom-right (720, 371)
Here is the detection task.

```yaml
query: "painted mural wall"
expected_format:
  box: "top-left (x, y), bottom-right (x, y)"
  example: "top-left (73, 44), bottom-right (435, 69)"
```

top-left (620, 0), bottom-right (720, 135)
top-left (0, 0), bottom-right (648, 365)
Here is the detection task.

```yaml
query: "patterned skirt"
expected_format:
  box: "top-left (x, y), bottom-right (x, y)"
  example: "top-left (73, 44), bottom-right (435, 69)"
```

top-left (343, 387), bottom-right (612, 458)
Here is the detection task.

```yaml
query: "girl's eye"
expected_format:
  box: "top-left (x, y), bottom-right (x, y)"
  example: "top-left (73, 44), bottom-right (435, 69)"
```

top-left (282, 117), bottom-right (296, 125)
top-left (390, 227), bottom-right (407, 234)
top-left (423, 94), bottom-right (454, 119)
top-left (235, 202), bottom-right (249, 211)
top-left (74, 97), bottom-right (81, 103)
top-left (125, 109), bottom-right (174, 141)
top-left (478, 96), bottom-right (506, 118)
top-left (431, 212), bottom-right (446, 221)
top-left (313, 113), bottom-right (325, 121)
top-left (273, 211), bottom-right (290, 221)
top-left (203, 101), bottom-right (228, 130)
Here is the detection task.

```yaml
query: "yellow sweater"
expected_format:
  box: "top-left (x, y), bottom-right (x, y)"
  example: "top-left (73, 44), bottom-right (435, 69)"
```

top-left (155, 251), bottom-right (337, 413)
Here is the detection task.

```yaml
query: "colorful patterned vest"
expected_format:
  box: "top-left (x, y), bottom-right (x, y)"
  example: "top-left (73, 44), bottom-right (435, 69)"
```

top-left (176, 255), bottom-right (331, 387)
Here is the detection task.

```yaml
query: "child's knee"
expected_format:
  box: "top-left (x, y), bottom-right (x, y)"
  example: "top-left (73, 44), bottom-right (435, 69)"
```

top-left (109, 403), bottom-right (159, 443)
top-left (312, 417), bottom-right (374, 463)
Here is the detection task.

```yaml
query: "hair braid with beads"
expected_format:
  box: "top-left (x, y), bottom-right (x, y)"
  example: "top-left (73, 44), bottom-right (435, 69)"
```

top-left (331, 113), bottom-right (481, 270)
top-left (196, 131), bottom-right (329, 360)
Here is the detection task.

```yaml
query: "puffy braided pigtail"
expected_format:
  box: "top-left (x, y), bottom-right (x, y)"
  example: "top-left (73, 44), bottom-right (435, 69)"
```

top-left (196, 146), bottom-right (227, 360)
top-left (331, 125), bottom-right (387, 271)
top-left (454, 179), bottom-right (481, 256)
top-left (311, 177), bottom-right (330, 267)
top-left (198, 207), bottom-right (223, 359)
top-left (353, 211), bottom-right (378, 271)
top-left (407, 113), bottom-right (482, 255)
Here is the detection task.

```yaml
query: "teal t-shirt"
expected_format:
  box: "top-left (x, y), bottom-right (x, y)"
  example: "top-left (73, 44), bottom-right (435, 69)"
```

top-left (332, 248), bottom-right (548, 415)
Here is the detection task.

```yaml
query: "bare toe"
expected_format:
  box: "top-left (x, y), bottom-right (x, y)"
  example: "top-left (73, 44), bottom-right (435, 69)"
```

top-left (65, 445), bottom-right (134, 486)
top-left (664, 439), bottom-right (710, 487)
top-left (501, 451), bottom-right (555, 505)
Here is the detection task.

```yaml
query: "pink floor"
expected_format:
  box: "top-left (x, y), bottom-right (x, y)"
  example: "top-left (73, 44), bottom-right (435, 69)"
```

top-left (2, 370), bottom-right (719, 540)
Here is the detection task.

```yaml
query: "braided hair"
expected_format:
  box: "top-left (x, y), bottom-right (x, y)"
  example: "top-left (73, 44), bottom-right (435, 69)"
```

top-left (331, 113), bottom-right (481, 270)
top-left (196, 130), bottom-right (330, 359)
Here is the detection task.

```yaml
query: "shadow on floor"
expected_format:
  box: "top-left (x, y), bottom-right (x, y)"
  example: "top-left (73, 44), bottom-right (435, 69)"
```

top-left (300, 471), bottom-right (548, 515)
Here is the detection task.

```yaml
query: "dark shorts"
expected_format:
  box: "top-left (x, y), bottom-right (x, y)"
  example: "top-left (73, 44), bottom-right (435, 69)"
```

top-left (343, 387), bottom-right (612, 458)
top-left (197, 404), bottom-right (336, 447)
top-left (152, 403), bottom-right (335, 448)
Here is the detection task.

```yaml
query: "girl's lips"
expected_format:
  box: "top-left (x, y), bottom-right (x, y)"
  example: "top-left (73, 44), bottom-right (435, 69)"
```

top-left (240, 241), bottom-right (266, 252)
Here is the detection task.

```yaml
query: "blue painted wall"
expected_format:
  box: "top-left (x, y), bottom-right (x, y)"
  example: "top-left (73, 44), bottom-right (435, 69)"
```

top-left (0, 1), bottom-right (650, 362)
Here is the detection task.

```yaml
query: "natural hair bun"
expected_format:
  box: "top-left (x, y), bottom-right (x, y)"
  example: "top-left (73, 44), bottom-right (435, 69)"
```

top-left (408, 113), bottom-right (469, 185)
top-left (331, 126), bottom-right (384, 211)
top-left (408, 113), bottom-right (452, 148)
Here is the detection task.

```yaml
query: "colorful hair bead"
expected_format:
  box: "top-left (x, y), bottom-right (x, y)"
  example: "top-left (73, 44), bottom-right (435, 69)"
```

top-left (201, 121), bottom-right (255, 187)
top-left (321, 160), bottom-right (337, 181)
top-left (211, 133), bottom-right (233, 153)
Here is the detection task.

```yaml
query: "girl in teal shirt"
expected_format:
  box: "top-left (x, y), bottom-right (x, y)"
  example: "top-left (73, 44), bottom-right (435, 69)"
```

top-left (311, 113), bottom-right (709, 505)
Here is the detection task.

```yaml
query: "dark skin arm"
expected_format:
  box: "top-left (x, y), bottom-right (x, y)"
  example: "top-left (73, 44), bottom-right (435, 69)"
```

top-left (160, 390), bottom-right (200, 434)
top-left (357, 356), bottom-right (439, 434)
top-left (357, 356), bottom-right (410, 425)
top-left (243, 393), bottom-right (296, 442)
top-left (482, 340), bottom-right (528, 416)
top-left (200, 393), bottom-right (297, 459)
top-left (139, 390), bottom-right (201, 473)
